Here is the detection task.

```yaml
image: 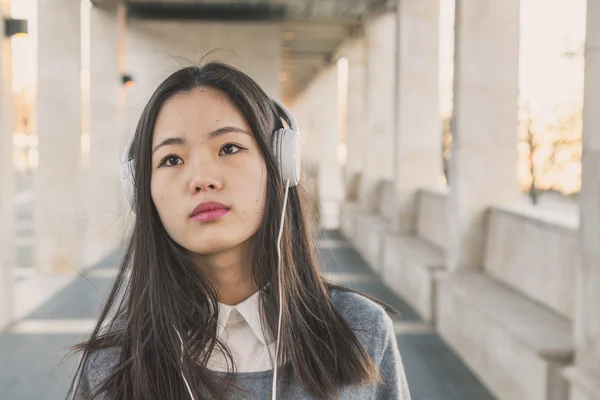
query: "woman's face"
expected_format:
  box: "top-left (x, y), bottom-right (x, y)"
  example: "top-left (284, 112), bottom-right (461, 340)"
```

top-left (150, 86), bottom-right (267, 256)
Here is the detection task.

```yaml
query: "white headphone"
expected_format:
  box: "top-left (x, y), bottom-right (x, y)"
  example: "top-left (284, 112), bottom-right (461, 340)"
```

top-left (118, 96), bottom-right (301, 211)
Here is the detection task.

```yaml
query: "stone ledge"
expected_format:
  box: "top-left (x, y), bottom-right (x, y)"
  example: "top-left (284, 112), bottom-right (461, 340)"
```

top-left (378, 180), bottom-right (396, 220)
top-left (320, 199), bottom-right (342, 230)
top-left (416, 187), bottom-right (449, 251)
top-left (381, 233), bottom-right (445, 322)
top-left (339, 201), bottom-right (361, 244)
top-left (354, 212), bottom-right (391, 273)
top-left (495, 202), bottom-right (578, 232)
top-left (486, 206), bottom-right (578, 320)
top-left (443, 272), bottom-right (573, 361)
top-left (392, 234), bottom-right (445, 269)
top-left (437, 272), bottom-right (574, 400)
top-left (485, 206), bottom-right (577, 320)
top-left (563, 365), bottom-right (600, 400)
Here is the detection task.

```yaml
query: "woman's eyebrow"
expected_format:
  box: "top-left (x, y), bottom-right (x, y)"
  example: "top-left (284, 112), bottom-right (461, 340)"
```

top-left (152, 137), bottom-right (188, 154)
top-left (208, 126), bottom-right (251, 139)
top-left (152, 127), bottom-right (251, 154)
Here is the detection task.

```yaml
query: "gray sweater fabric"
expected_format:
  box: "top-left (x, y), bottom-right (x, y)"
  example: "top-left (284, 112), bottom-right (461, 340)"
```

top-left (75, 289), bottom-right (411, 399)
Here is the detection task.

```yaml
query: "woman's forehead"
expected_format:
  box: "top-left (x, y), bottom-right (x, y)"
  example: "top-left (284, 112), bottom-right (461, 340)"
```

top-left (152, 87), bottom-right (251, 145)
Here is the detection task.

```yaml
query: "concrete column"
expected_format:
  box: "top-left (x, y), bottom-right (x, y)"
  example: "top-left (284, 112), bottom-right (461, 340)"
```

top-left (35, 0), bottom-right (82, 272)
top-left (84, 4), bottom-right (127, 266)
top-left (359, 12), bottom-right (396, 212)
top-left (341, 37), bottom-right (366, 200)
top-left (0, 0), bottom-right (14, 330)
top-left (446, 0), bottom-right (521, 271)
top-left (290, 66), bottom-right (343, 229)
top-left (316, 67), bottom-right (344, 228)
top-left (393, 0), bottom-right (441, 232)
top-left (564, 1), bottom-right (600, 397)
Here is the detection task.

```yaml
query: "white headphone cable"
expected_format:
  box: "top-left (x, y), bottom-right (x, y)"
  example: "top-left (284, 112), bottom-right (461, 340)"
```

top-left (271, 178), bottom-right (290, 400)
top-left (176, 178), bottom-right (290, 400)
top-left (175, 326), bottom-right (198, 400)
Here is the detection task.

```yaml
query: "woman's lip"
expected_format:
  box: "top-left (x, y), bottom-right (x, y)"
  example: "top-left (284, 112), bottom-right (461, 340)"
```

top-left (190, 209), bottom-right (229, 222)
top-left (189, 201), bottom-right (230, 217)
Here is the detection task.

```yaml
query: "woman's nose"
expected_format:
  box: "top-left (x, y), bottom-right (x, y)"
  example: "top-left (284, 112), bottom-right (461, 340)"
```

top-left (189, 177), bottom-right (223, 193)
top-left (189, 167), bottom-right (223, 194)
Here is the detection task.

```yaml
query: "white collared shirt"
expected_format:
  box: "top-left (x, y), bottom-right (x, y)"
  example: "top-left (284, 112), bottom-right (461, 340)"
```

top-left (206, 290), bottom-right (278, 372)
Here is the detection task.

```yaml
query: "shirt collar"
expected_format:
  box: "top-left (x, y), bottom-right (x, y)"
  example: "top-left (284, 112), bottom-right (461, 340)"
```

top-left (216, 289), bottom-right (274, 346)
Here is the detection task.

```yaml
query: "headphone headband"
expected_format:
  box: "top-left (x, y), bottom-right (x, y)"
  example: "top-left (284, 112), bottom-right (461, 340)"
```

top-left (271, 97), bottom-right (299, 132)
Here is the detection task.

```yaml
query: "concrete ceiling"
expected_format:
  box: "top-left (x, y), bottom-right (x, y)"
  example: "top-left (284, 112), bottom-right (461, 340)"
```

top-left (92, 0), bottom-right (396, 100)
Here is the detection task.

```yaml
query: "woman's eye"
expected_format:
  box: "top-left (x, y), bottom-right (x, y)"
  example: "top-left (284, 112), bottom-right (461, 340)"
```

top-left (159, 155), bottom-right (183, 167)
top-left (220, 144), bottom-right (242, 156)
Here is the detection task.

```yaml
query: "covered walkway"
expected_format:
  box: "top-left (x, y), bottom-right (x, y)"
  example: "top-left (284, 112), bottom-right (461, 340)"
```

top-left (0, 231), bottom-right (493, 400)
top-left (0, 0), bottom-right (599, 399)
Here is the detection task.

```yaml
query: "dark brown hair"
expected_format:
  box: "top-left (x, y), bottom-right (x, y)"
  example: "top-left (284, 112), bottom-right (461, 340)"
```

top-left (67, 61), bottom-right (394, 399)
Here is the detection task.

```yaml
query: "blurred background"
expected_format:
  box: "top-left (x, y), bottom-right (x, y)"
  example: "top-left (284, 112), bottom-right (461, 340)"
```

top-left (0, 0), bottom-right (598, 399)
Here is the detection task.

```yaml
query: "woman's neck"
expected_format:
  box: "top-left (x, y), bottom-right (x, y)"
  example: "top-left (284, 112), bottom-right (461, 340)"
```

top-left (193, 242), bottom-right (258, 306)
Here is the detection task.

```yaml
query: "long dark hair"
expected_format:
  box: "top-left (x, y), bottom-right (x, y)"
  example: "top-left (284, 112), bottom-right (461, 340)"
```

top-left (68, 61), bottom-right (393, 399)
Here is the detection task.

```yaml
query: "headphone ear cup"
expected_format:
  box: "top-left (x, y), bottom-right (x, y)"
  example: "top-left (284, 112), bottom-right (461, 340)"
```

top-left (119, 160), bottom-right (136, 212)
top-left (272, 128), bottom-right (301, 187)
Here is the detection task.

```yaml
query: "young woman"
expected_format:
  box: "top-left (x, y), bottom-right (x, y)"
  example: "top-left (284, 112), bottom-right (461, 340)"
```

top-left (69, 61), bottom-right (411, 399)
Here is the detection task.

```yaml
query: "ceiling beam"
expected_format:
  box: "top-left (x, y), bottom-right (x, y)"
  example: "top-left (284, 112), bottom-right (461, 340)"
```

top-left (119, 1), bottom-right (393, 22)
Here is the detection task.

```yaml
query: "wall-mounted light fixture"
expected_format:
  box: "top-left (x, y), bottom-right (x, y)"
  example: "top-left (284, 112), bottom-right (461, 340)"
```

top-left (121, 74), bottom-right (135, 88)
top-left (4, 18), bottom-right (28, 38)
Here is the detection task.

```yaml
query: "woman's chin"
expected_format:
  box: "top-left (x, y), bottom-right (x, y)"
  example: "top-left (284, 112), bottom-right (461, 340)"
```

top-left (182, 235), bottom-right (247, 256)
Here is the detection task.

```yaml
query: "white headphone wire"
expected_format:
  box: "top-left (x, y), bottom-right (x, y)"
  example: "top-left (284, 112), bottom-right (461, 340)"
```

top-left (271, 178), bottom-right (290, 400)
top-left (176, 178), bottom-right (290, 400)
top-left (175, 326), bottom-right (198, 400)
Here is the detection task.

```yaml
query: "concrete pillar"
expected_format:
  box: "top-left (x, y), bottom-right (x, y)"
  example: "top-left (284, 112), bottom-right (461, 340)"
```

top-left (341, 37), bottom-right (367, 200)
top-left (35, 0), bottom-right (82, 272)
top-left (0, 0), bottom-right (14, 330)
top-left (84, 4), bottom-right (127, 266)
top-left (290, 66), bottom-right (343, 229)
top-left (316, 67), bottom-right (344, 229)
top-left (564, 1), bottom-right (600, 397)
top-left (446, 0), bottom-right (521, 271)
top-left (359, 12), bottom-right (396, 212)
top-left (393, 0), bottom-right (441, 232)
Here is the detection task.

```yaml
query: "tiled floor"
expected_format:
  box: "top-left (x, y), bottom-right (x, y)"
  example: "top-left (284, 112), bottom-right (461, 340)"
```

top-left (0, 231), bottom-right (495, 399)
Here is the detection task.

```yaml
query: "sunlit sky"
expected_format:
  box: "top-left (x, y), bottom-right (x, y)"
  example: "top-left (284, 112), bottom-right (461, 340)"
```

top-left (10, 0), bottom-right (588, 121)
